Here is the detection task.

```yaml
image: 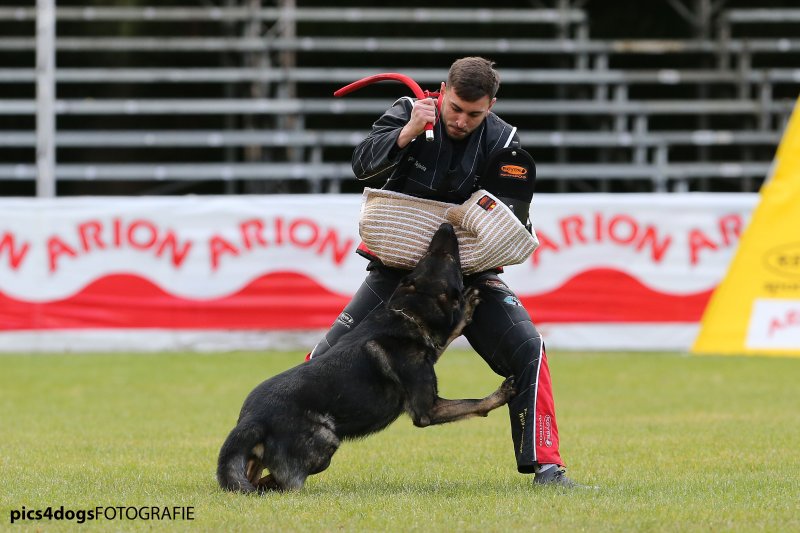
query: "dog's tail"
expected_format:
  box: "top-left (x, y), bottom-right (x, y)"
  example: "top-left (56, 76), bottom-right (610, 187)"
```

top-left (216, 421), bottom-right (265, 493)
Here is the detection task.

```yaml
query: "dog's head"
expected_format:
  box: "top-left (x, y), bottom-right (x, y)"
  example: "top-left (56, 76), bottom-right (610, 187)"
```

top-left (388, 223), bottom-right (466, 339)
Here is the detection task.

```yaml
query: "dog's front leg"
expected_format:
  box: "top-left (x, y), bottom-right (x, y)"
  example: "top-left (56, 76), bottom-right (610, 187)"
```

top-left (412, 377), bottom-right (516, 427)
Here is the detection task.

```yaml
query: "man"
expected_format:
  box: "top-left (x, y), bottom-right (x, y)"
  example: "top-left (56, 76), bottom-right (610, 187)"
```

top-left (310, 57), bottom-right (579, 487)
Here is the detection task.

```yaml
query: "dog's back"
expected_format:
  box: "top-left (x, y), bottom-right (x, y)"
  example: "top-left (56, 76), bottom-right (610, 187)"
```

top-left (216, 326), bottom-right (409, 492)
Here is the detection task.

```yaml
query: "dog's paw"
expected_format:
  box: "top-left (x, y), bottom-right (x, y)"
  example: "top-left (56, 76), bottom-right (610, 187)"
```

top-left (465, 287), bottom-right (481, 306)
top-left (462, 288), bottom-right (481, 321)
top-left (256, 473), bottom-right (282, 493)
top-left (499, 376), bottom-right (517, 400)
top-left (485, 376), bottom-right (516, 410)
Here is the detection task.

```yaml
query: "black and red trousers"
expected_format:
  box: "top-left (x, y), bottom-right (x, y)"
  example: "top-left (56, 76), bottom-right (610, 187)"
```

top-left (309, 261), bottom-right (564, 471)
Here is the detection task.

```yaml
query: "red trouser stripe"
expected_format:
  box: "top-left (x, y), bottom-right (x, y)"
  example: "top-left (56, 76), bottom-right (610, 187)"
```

top-left (534, 346), bottom-right (564, 466)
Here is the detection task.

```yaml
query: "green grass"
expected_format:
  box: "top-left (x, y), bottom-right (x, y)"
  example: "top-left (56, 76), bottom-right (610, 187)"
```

top-left (1, 349), bottom-right (799, 532)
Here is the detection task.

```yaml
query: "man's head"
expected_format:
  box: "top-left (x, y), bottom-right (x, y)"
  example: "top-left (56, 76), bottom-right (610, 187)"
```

top-left (440, 57), bottom-right (499, 140)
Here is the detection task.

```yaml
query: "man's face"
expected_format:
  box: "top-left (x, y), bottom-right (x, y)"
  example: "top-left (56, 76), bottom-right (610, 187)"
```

top-left (439, 83), bottom-right (496, 141)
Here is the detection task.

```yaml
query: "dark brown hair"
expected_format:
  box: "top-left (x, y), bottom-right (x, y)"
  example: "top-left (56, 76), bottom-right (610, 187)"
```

top-left (446, 57), bottom-right (501, 101)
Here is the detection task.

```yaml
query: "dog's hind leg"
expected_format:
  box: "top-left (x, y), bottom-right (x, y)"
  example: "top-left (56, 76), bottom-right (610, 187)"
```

top-left (306, 417), bottom-right (340, 476)
top-left (260, 418), bottom-right (340, 491)
top-left (217, 423), bottom-right (266, 493)
top-left (255, 473), bottom-right (281, 492)
top-left (262, 458), bottom-right (310, 492)
top-left (244, 443), bottom-right (266, 486)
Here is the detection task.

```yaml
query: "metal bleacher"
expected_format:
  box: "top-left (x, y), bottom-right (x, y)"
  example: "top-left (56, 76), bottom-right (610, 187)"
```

top-left (1, 2), bottom-right (798, 196)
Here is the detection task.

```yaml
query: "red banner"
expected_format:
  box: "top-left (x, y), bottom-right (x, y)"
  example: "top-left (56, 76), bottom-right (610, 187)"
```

top-left (0, 194), bottom-right (756, 350)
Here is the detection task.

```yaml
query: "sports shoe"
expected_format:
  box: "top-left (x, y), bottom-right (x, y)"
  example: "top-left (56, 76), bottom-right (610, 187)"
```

top-left (533, 466), bottom-right (583, 488)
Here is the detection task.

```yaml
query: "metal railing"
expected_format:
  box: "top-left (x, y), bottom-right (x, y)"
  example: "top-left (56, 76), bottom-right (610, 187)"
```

top-left (3, 4), bottom-right (797, 196)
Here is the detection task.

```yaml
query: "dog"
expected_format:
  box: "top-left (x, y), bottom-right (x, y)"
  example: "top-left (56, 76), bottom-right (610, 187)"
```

top-left (217, 223), bottom-right (516, 492)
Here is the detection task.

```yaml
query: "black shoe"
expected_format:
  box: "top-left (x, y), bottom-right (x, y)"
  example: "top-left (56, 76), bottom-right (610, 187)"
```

top-left (533, 467), bottom-right (585, 488)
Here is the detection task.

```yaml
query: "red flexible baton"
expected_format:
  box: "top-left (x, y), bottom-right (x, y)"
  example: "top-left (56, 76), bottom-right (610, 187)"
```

top-left (334, 73), bottom-right (439, 141)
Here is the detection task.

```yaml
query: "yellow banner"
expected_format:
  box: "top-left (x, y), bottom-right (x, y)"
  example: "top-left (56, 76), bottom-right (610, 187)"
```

top-left (692, 97), bottom-right (800, 356)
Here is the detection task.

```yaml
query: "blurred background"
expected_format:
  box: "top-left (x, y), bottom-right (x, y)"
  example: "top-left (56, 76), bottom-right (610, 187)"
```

top-left (1, 1), bottom-right (799, 353)
top-left (3, 0), bottom-right (799, 198)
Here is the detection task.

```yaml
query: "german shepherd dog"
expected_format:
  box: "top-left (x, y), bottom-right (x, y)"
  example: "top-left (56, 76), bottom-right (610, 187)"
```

top-left (217, 223), bottom-right (516, 492)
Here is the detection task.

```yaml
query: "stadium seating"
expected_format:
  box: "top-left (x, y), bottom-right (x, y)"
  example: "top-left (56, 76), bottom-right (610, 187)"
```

top-left (0, 3), bottom-right (798, 195)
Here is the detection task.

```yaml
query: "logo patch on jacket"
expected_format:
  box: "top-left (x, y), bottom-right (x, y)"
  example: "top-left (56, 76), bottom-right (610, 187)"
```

top-left (483, 279), bottom-right (508, 290)
top-left (407, 156), bottom-right (427, 172)
top-left (336, 312), bottom-right (355, 328)
top-left (477, 195), bottom-right (497, 211)
top-left (499, 163), bottom-right (529, 180)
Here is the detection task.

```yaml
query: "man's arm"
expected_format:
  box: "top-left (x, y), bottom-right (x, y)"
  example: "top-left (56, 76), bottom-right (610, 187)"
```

top-left (351, 97), bottom-right (436, 185)
top-left (351, 99), bottom-right (410, 185)
top-left (396, 97), bottom-right (437, 148)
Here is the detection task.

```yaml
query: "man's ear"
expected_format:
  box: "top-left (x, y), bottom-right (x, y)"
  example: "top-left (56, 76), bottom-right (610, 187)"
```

top-left (440, 81), bottom-right (446, 93)
top-left (488, 97), bottom-right (497, 112)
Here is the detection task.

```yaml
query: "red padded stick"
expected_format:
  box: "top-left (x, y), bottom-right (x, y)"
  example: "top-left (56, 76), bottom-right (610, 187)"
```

top-left (334, 73), bottom-right (438, 141)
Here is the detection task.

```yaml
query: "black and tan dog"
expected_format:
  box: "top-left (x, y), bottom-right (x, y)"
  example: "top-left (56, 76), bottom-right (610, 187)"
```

top-left (217, 223), bottom-right (515, 492)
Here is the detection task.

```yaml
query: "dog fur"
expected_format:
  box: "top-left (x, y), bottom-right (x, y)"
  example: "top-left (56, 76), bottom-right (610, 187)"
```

top-left (216, 223), bottom-right (515, 492)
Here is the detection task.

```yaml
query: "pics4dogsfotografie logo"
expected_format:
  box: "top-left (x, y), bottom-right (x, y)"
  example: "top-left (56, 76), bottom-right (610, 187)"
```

top-left (9, 506), bottom-right (195, 525)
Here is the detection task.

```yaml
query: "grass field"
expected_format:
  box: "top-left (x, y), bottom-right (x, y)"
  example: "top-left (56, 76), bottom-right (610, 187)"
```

top-left (1, 349), bottom-right (799, 532)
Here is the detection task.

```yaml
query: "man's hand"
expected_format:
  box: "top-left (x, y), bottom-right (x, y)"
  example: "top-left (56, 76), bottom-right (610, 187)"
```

top-left (396, 98), bottom-right (437, 148)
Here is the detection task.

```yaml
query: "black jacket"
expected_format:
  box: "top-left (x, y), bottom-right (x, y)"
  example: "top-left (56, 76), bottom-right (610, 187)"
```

top-left (352, 97), bottom-right (521, 204)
